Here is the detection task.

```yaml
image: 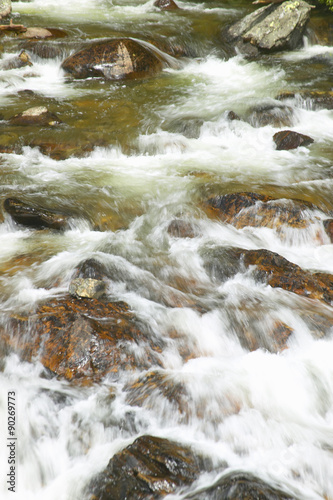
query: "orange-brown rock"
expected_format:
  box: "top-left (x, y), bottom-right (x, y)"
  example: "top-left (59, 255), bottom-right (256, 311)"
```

top-left (205, 192), bottom-right (325, 232)
top-left (87, 435), bottom-right (211, 500)
top-left (202, 246), bottom-right (333, 305)
top-left (3, 295), bottom-right (163, 384)
top-left (273, 130), bottom-right (314, 150)
top-left (61, 38), bottom-right (172, 80)
top-left (4, 197), bottom-right (70, 230)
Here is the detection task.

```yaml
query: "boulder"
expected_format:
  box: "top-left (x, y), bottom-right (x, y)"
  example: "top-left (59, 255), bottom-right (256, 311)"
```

top-left (0, 50), bottom-right (32, 70)
top-left (277, 90), bottom-right (333, 110)
top-left (205, 192), bottom-right (324, 232)
top-left (167, 219), bottom-right (197, 238)
top-left (224, 0), bottom-right (312, 55)
top-left (20, 41), bottom-right (66, 60)
top-left (202, 246), bottom-right (333, 305)
top-left (2, 295), bottom-right (163, 383)
top-left (273, 130), bottom-right (314, 150)
top-left (87, 435), bottom-right (211, 500)
top-left (61, 38), bottom-right (174, 80)
top-left (4, 197), bottom-right (70, 230)
top-left (9, 106), bottom-right (62, 126)
top-left (190, 471), bottom-right (295, 499)
top-left (247, 103), bottom-right (295, 128)
top-left (0, 0), bottom-right (11, 20)
top-left (19, 27), bottom-right (53, 39)
top-left (154, 0), bottom-right (180, 10)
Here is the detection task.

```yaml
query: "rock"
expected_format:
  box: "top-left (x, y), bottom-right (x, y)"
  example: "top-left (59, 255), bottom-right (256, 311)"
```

top-left (202, 246), bottom-right (333, 305)
top-left (9, 106), bottom-right (62, 126)
top-left (224, 0), bottom-right (312, 54)
top-left (227, 110), bottom-right (241, 121)
top-left (87, 435), bottom-right (211, 500)
top-left (205, 192), bottom-right (323, 233)
top-left (2, 295), bottom-right (163, 383)
top-left (154, 0), bottom-right (180, 10)
top-left (20, 41), bottom-right (66, 60)
top-left (247, 103), bottom-right (295, 128)
top-left (73, 258), bottom-right (109, 281)
top-left (19, 27), bottom-right (54, 39)
top-left (190, 471), bottom-right (295, 499)
top-left (167, 219), bottom-right (197, 238)
top-left (61, 38), bottom-right (174, 81)
top-left (277, 90), bottom-right (333, 110)
top-left (4, 197), bottom-right (70, 230)
top-left (27, 139), bottom-right (99, 160)
top-left (323, 219), bottom-right (333, 242)
top-left (69, 278), bottom-right (107, 299)
top-left (273, 130), bottom-right (314, 150)
top-left (0, 50), bottom-right (32, 70)
top-left (164, 116), bottom-right (204, 138)
top-left (0, 0), bottom-right (11, 20)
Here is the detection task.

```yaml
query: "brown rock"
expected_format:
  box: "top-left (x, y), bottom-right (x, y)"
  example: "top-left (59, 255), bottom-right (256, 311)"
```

top-left (9, 106), bottom-right (62, 126)
top-left (61, 38), bottom-right (173, 81)
top-left (154, 0), bottom-right (180, 10)
top-left (206, 192), bottom-right (323, 232)
top-left (19, 27), bottom-right (53, 39)
top-left (323, 219), bottom-right (333, 242)
top-left (3, 295), bottom-right (163, 383)
top-left (20, 41), bottom-right (66, 60)
top-left (167, 219), bottom-right (196, 238)
top-left (277, 90), bottom-right (333, 111)
top-left (248, 104), bottom-right (295, 128)
top-left (273, 130), bottom-right (314, 150)
top-left (87, 435), bottom-right (211, 500)
top-left (4, 197), bottom-right (69, 230)
top-left (190, 471), bottom-right (295, 499)
top-left (202, 246), bottom-right (333, 305)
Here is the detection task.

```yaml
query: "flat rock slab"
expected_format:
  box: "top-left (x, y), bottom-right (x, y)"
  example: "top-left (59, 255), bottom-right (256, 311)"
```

top-left (2, 296), bottom-right (163, 383)
top-left (4, 197), bottom-right (69, 230)
top-left (225, 0), bottom-right (312, 53)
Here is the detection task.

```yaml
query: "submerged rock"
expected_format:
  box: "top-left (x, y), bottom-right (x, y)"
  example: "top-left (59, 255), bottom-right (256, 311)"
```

top-left (9, 106), bottom-right (62, 126)
top-left (224, 0), bottom-right (312, 55)
top-left (3, 295), bottom-right (163, 383)
top-left (202, 246), bottom-right (333, 305)
top-left (190, 471), bottom-right (295, 499)
top-left (277, 90), bottom-right (333, 110)
top-left (0, 50), bottom-right (32, 70)
top-left (61, 38), bottom-right (174, 80)
top-left (273, 130), bottom-right (314, 150)
top-left (87, 435), bottom-right (211, 500)
top-left (0, 0), bottom-right (11, 20)
top-left (4, 197), bottom-right (69, 230)
top-left (247, 103), bottom-right (295, 128)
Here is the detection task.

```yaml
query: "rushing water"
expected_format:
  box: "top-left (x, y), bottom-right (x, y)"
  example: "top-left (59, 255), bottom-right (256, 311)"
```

top-left (1, 0), bottom-right (333, 499)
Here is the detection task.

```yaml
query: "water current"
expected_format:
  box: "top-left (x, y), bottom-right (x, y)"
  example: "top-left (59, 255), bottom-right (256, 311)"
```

top-left (0, 0), bottom-right (333, 499)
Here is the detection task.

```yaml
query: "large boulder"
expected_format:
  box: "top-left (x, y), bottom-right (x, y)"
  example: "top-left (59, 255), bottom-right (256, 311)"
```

top-left (61, 38), bottom-right (175, 80)
top-left (2, 295), bottom-right (163, 383)
top-left (224, 0), bottom-right (312, 55)
top-left (87, 435), bottom-right (211, 500)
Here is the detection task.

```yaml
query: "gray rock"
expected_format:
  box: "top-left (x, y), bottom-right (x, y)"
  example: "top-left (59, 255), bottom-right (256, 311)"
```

top-left (225, 0), bottom-right (312, 54)
top-left (69, 278), bottom-right (106, 299)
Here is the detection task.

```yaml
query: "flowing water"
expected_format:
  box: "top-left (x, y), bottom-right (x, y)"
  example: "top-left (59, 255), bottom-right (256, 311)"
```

top-left (0, 0), bottom-right (333, 498)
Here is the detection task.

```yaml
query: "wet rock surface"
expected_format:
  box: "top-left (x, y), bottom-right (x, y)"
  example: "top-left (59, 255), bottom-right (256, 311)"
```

top-left (277, 90), bottom-right (333, 110)
top-left (273, 130), bottom-right (314, 150)
top-left (247, 103), bottom-right (295, 128)
top-left (2, 295), bottom-right (163, 383)
top-left (87, 435), bottom-right (211, 500)
top-left (8, 106), bottom-right (62, 126)
top-left (202, 246), bottom-right (333, 305)
top-left (224, 0), bottom-right (312, 55)
top-left (0, 50), bottom-right (32, 70)
top-left (154, 0), bottom-right (180, 10)
top-left (4, 197), bottom-right (70, 230)
top-left (61, 38), bottom-right (171, 80)
top-left (189, 471), bottom-right (295, 499)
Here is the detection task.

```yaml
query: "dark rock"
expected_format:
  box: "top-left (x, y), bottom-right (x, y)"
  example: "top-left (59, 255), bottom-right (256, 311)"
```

top-left (202, 246), bottom-right (333, 305)
top-left (9, 106), bottom-right (62, 126)
top-left (189, 471), bottom-right (295, 499)
top-left (323, 219), bottom-right (333, 242)
top-left (224, 0), bottom-right (312, 54)
top-left (277, 90), bottom-right (333, 110)
top-left (273, 130), bottom-right (314, 150)
top-left (87, 435), bottom-right (211, 500)
top-left (167, 219), bottom-right (196, 238)
top-left (247, 103), bottom-right (295, 128)
top-left (154, 0), bottom-right (180, 10)
top-left (0, 50), bottom-right (32, 70)
top-left (61, 38), bottom-right (174, 81)
top-left (20, 41), bottom-right (66, 60)
top-left (227, 111), bottom-right (241, 121)
top-left (2, 295), bottom-right (163, 383)
top-left (73, 258), bottom-right (109, 281)
top-left (165, 117), bottom-right (204, 138)
top-left (4, 197), bottom-right (69, 230)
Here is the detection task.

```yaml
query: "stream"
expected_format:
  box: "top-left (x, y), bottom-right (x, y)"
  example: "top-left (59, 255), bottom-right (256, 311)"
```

top-left (0, 0), bottom-right (333, 499)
